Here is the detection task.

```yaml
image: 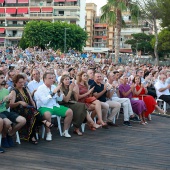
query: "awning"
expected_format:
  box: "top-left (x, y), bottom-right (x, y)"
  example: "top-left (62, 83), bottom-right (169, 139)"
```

top-left (18, 0), bottom-right (29, 3)
top-left (41, 7), bottom-right (53, 13)
top-left (0, 0), bottom-right (5, 3)
top-left (66, 0), bottom-right (77, 1)
top-left (6, 0), bottom-right (16, 3)
top-left (30, 7), bottom-right (40, 13)
top-left (0, 38), bottom-right (4, 42)
top-left (54, 0), bottom-right (65, 2)
top-left (0, 28), bottom-right (5, 33)
top-left (6, 8), bottom-right (17, 14)
top-left (17, 8), bottom-right (28, 14)
top-left (0, 8), bottom-right (5, 13)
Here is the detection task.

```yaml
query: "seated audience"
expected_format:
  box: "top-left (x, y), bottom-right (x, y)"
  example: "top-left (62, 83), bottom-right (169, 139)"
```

top-left (35, 72), bottom-right (73, 138)
top-left (9, 74), bottom-right (53, 144)
top-left (119, 76), bottom-right (147, 125)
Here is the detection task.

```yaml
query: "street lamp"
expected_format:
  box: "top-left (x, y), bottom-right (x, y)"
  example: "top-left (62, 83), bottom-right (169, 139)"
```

top-left (64, 28), bottom-right (70, 54)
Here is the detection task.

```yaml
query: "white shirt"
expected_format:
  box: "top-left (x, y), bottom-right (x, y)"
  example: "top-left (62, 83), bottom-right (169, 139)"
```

top-left (27, 79), bottom-right (43, 94)
top-left (34, 83), bottom-right (63, 109)
top-left (154, 80), bottom-right (170, 98)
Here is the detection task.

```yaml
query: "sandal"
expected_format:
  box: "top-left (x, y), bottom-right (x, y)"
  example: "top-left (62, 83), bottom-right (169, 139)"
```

top-left (29, 137), bottom-right (38, 145)
top-left (91, 123), bottom-right (102, 129)
top-left (73, 129), bottom-right (83, 136)
top-left (43, 120), bottom-right (54, 129)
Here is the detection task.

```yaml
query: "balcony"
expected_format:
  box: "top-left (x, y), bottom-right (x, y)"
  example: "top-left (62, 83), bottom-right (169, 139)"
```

top-left (6, 34), bottom-right (22, 39)
top-left (0, 34), bottom-right (5, 37)
top-left (0, 13), bottom-right (5, 16)
top-left (53, 4), bottom-right (80, 10)
top-left (53, 13), bottom-right (79, 20)
top-left (30, 2), bottom-right (53, 6)
top-left (6, 24), bottom-right (24, 27)
top-left (29, 13), bottom-right (53, 18)
top-left (94, 24), bottom-right (107, 28)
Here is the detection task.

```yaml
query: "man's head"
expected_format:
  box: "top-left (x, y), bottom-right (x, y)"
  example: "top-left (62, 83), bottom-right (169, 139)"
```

top-left (8, 70), bottom-right (16, 81)
top-left (160, 74), bottom-right (167, 83)
top-left (107, 72), bottom-right (115, 82)
top-left (31, 69), bottom-right (40, 81)
top-left (43, 72), bottom-right (54, 87)
top-left (136, 69), bottom-right (144, 78)
top-left (94, 72), bottom-right (102, 84)
top-left (0, 70), bottom-right (5, 86)
top-left (113, 71), bottom-right (119, 80)
top-left (68, 68), bottom-right (75, 76)
top-left (87, 69), bottom-right (94, 80)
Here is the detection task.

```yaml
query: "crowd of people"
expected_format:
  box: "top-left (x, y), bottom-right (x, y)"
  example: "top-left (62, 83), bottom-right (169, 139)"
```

top-left (0, 46), bottom-right (170, 153)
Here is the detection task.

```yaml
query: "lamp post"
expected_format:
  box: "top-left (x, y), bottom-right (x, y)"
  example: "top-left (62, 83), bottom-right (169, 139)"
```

top-left (64, 28), bottom-right (70, 54)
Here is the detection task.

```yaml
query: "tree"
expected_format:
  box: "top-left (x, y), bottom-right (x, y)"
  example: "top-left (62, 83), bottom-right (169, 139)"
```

top-left (138, 0), bottom-right (162, 65)
top-left (158, 0), bottom-right (170, 28)
top-left (151, 29), bottom-right (170, 54)
top-left (125, 33), bottom-right (154, 54)
top-left (20, 21), bottom-right (88, 51)
top-left (100, 0), bottom-right (139, 64)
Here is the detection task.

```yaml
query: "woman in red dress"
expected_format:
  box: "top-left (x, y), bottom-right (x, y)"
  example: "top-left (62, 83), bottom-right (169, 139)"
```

top-left (76, 71), bottom-right (107, 128)
top-left (133, 75), bottom-right (165, 120)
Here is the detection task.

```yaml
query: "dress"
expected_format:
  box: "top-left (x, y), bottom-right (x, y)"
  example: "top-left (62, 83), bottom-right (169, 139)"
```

top-left (60, 88), bottom-right (87, 128)
top-left (133, 85), bottom-right (156, 117)
top-left (119, 84), bottom-right (146, 115)
top-left (78, 84), bottom-right (91, 108)
top-left (10, 87), bottom-right (39, 140)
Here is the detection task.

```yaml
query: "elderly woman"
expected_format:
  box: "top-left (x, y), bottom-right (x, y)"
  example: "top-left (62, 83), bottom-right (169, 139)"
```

top-left (119, 76), bottom-right (147, 125)
top-left (60, 75), bottom-right (101, 135)
top-left (9, 74), bottom-right (53, 144)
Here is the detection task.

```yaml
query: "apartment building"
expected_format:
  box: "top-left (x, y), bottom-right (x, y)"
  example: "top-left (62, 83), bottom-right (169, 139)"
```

top-left (85, 3), bottom-right (151, 53)
top-left (0, 0), bottom-right (85, 46)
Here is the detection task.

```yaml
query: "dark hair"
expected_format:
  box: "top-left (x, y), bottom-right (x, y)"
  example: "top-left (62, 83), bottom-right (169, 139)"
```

top-left (13, 74), bottom-right (25, 85)
top-left (144, 71), bottom-right (150, 79)
top-left (43, 72), bottom-right (53, 81)
top-left (0, 70), bottom-right (4, 76)
top-left (132, 75), bottom-right (141, 85)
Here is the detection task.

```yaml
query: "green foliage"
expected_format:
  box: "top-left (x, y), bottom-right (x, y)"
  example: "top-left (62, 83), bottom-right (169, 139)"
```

top-left (158, 0), bottom-right (170, 28)
top-left (151, 29), bottom-right (170, 53)
top-left (21, 21), bottom-right (88, 51)
top-left (125, 33), bottom-right (154, 54)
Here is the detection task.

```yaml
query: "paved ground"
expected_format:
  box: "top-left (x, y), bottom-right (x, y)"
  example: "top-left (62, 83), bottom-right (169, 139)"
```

top-left (0, 114), bottom-right (170, 170)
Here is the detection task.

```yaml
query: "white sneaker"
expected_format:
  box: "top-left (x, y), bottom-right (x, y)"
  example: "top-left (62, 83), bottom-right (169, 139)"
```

top-left (62, 130), bottom-right (71, 138)
top-left (46, 132), bottom-right (52, 141)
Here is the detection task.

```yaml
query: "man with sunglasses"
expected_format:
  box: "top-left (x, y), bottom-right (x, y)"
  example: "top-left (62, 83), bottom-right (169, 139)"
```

top-left (0, 71), bottom-right (26, 151)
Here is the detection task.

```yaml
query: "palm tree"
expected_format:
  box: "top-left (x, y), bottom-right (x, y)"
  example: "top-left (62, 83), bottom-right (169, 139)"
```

top-left (101, 0), bottom-right (139, 64)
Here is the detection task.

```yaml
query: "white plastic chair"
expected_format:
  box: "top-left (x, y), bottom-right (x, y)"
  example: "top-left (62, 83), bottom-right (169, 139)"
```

top-left (41, 115), bottom-right (62, 139)
top-left (81, 111), bottom-right (92, 133)
top-left (156, 98), bottom-right (166, 114)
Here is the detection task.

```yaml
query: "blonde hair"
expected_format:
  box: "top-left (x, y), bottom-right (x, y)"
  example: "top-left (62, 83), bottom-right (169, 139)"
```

top-left (60, 74), bottom-right (70, 92)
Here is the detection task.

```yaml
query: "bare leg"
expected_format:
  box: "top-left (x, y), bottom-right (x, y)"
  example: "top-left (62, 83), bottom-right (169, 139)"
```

top-left (2, 118), bottom-right (12, 137)
top-left (63, 109), bottom-right (73, 131)
top-left (155, 105), bottom-right (166, 114)
top-left (42, 111), bottom-right (52, 133)
top-left (8, 116), bottom-right (26, 136)
top-left (0, 118), bottom-right (3, 133)
top-left (89, 100), bottom-right (107, 125)
top-left (86, 112), bottom-right (101, 129)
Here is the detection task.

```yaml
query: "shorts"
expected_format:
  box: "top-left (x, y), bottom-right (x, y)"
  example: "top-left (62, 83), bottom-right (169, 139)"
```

top-left (38, 106), bottom-right (69, 117)
top-left (0, 111), bottom-right (19, 123)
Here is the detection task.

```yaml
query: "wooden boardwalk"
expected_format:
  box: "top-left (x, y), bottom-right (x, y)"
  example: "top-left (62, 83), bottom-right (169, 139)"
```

top-left (1, 114), bottom-right (170, 170)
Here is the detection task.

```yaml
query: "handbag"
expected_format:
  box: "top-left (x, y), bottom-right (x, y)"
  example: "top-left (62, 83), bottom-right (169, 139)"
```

top-left (85, 96), bottom-right (97, 103)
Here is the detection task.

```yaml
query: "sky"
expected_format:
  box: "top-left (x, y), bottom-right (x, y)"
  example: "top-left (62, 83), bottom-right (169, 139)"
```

top-left (86, 0), bottom-right (107, 15)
